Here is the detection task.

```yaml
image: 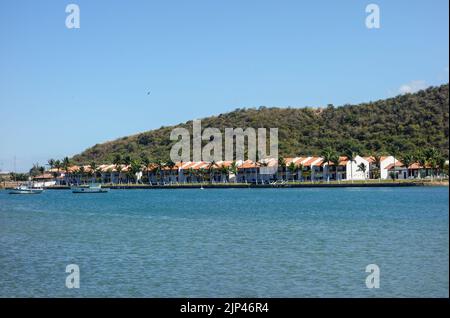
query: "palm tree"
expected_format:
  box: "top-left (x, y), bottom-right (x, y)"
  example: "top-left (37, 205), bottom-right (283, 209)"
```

top-left (330, 154), bottom-right (340, 182)
top-left (301, 166), bottom-right (311, 182)
top-left (400, 153), bottom-right (414, 179)
top-left (86, 167), bottom-right (93, 183)
top-left (258, 159), bottom-right (269, 184)
top-left (278, 156), bottom-right (286, 181)
top-left (47, 159), bottom-right (56, 180)
top-left (220, 165), bottom-right (230, 183)
top-left (165, 160), bottom-right (175, 183)
top-left (155, 160), bottom-right (165, 185)
top-left (78, 166), bottom-right (85, 184)
top-left (371, 153), bottom-right (382, 181)
top-left (388, 144), bottom-right (402, 181)
top-left (90, 161), bottom-right (97, 183)
top-left (441, 159), bottom-right (449, 179)
top-left (198, 168), bottom-right (207, 184)
top-left (62, 156), bottom-right (70, 173)
top-left (344, 149), bottom-right (357, 183)
top-left (187, 167), bottom-right (195, 183)
top-left (95, 167), bottom-right (102, 184)
top-left (436, 155), bottom-right (446, 180)
top-left (47, 159), bottom-right (55, 170)
top-left (52, 159), bottom-right (62, 182)
top-left (61, 157), bottom-right (70, 185)
top-left (424, 148), bottom-right (440, 180)
top-left (54, 159), bottom-right (61, 171)
top-left (321, 147), bottom-right (337, 183)
top-left (122, 157), bottom-right (133, 183)
top-left (148, 164), bottom-right (158, 185)
top-left (113, 154), bottom-right (122, 166)
top-left (357, 162), bottom-right (367, 181)
top-left (141, 157), bottom-right (151, 183)
top-left (415, 150), bottom-right (426, 179)
top-left (297, 163), bottom-right (304, 182)
top-left (112, 155), bottom-right (123, 184)
top-left (287, 162), bottom-right (297, 182)
top-left (130, 159), bottom-right (142, 183)
top-left (116, 165), bottom-right (123, 184)
top-left (229, 161), bottom-right (238, 183)
top-left (123, 155), bottom-right (132, 166)
top-left (207, 161), bottom-right (217, 183)
top-left (62, 157), bottom-right (70, 166)
top-left (105, 168), bottom-right (113, 184)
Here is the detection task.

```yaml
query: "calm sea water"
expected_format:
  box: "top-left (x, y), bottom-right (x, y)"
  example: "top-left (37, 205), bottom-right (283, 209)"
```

top-left (0, 187), bottom-right (448, 297)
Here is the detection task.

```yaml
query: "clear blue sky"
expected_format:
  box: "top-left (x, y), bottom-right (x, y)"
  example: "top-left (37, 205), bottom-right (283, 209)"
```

top-left (0, 0), bottom-right (448, 172)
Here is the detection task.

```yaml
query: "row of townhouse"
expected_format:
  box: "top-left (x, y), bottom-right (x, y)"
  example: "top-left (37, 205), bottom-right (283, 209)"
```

top-left (236, 156), bottom-right (370, 183)
top-left (35, 154), bottom-right (445, 185)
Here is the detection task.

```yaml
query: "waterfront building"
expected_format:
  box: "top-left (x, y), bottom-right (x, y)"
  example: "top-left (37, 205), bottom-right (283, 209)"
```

top-left (43, 154), bottom-right (447, 185)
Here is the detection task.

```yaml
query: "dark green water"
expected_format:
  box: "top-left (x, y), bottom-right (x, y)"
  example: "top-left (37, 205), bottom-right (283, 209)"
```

top-left (0, 187), bottom-right (448, 297)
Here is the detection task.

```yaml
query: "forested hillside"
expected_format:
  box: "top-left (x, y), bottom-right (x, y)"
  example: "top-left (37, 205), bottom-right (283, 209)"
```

top-left (72, 84), bottom-right (449, 163)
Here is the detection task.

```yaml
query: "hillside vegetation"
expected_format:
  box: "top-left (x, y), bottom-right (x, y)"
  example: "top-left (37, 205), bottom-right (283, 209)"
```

top-left (72, 84), bottom-right (449, 163)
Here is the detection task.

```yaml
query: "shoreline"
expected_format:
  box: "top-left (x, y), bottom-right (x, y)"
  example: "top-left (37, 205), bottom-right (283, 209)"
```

top-left (2, 180), bottom-right (448, 190)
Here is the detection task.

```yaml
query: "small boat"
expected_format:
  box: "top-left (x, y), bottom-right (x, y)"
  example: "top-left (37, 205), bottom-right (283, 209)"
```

top-left (72, 184), bottom-right (109, 193)
top-left (9, 184), bottom-right (44, 194)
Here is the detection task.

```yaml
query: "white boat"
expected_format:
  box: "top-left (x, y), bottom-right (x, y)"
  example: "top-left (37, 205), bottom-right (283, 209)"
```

top-left (9, 184), bottom-right (44, 194)
top-left (72, 184), bottom-right (109, 193)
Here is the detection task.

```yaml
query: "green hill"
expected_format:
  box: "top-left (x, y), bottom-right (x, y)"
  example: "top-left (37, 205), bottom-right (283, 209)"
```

top-left (72, 84), bottom-right (449, 164)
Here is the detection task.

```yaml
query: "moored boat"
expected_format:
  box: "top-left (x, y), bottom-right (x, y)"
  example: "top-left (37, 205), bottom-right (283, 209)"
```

top-left (9, 185), bottom-right (44, 194)
top-left (72, 184), bottom-right (109, 193)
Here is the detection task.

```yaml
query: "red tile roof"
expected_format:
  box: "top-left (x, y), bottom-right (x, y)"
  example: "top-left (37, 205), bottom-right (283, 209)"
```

top-left (302, 157), bottom-right (322, 167)
top-left (32, 173), bottom-right (54, 179)
top-left (385, 162), bottom-right (405, 170)
top-left (239, 160), bottom-right (259, 169)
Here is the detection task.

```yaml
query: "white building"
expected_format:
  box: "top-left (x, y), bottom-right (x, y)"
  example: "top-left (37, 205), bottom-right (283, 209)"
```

top-left (345, 155), bottom-right (370, 180)
top-left (364, 156), bottom-right (401, 180)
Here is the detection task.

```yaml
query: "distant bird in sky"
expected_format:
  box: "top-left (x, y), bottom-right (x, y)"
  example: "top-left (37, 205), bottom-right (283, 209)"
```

top-left (147, 91), bottom-right (151, 95)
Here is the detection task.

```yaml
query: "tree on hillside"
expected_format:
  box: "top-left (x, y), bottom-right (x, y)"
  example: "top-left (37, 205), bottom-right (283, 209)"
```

top-left (69, 84), bottom-right (449, 165)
